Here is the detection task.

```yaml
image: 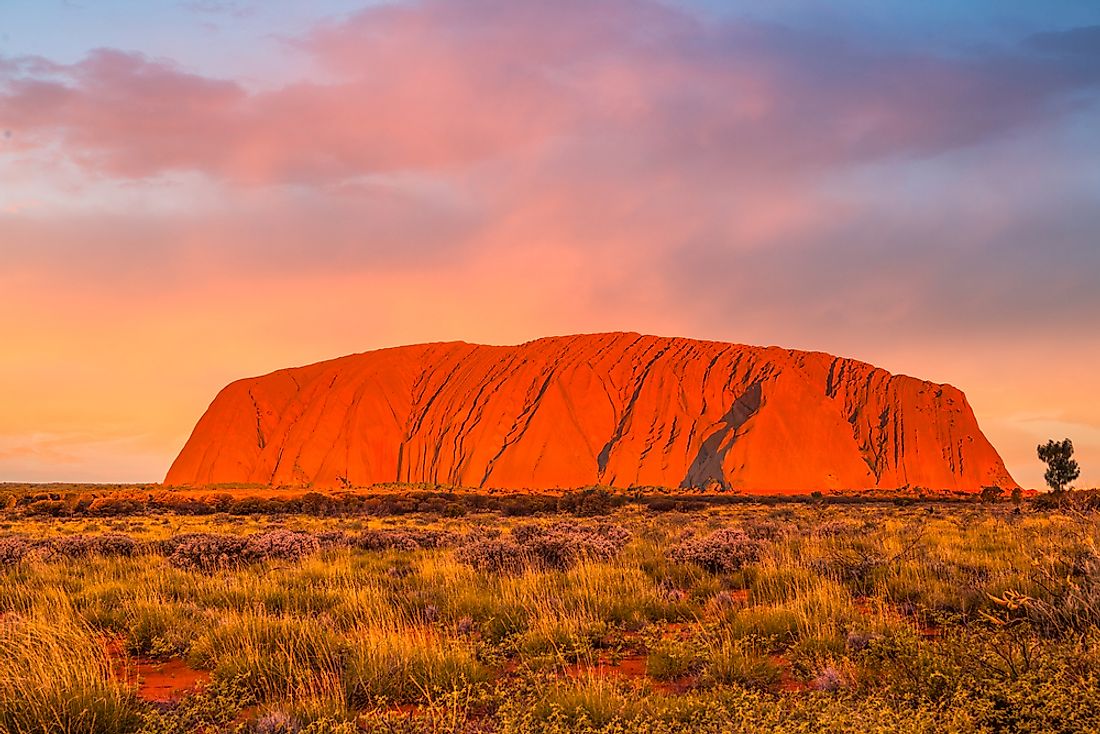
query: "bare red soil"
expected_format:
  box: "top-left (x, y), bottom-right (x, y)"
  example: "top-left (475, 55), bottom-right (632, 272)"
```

top-left (124, 658), bottom-right (211, 702)
top-left (104, 639), bottom-right (211, 703)
top-left (563, 655), bottom-right (696, 694)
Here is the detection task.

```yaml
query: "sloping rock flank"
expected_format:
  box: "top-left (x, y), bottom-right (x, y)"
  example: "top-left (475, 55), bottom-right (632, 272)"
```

top-left (166, 333), bottom-right (1018, 493)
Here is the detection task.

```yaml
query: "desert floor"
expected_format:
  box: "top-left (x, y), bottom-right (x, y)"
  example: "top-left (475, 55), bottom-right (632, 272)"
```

top-left (0, 487), bottom-right (1097, 733)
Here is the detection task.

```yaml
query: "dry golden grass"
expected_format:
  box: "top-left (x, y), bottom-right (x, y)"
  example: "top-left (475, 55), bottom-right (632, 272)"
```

top-left (0, 499), bottom-right (1097, 732)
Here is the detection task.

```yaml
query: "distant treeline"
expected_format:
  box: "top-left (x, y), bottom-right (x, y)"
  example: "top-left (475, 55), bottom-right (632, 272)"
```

top-left (1, 483), bottom-right (1095, 519)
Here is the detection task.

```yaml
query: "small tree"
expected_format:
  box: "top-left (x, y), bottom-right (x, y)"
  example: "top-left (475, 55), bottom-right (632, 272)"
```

top-left (1037, 438), bottom-right (1080, 492)
top-left (979, 486), bottom-right (1003, 503)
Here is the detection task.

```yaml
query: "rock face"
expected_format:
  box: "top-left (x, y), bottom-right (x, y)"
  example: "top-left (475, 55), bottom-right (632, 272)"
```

top-left (165, 333), bottom-right (1018, 493)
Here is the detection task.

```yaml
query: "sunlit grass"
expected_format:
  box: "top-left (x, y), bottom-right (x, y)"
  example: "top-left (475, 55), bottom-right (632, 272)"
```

top-left (0, 613), bottom-right (141, 734)
top-left (0, 502), bottom-right (1097, 731)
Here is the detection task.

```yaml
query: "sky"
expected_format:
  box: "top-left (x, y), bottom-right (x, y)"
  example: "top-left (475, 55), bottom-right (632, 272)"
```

top-left (1, 0), bottom-right (1099, 489)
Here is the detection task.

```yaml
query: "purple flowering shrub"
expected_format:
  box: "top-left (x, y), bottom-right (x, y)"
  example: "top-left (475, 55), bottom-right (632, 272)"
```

top-left (354, 528), bottom-right (456, 552)
top-left (0, 537), bottom-right (32, 567)
top-left (244, 530), bottom-right (320, 563)
top-left (668, 528), bottom-right (761, 574)
top-left (166, 533), bottom-right (250, 571)
top-left (456, 522), bottom-right (631, 573)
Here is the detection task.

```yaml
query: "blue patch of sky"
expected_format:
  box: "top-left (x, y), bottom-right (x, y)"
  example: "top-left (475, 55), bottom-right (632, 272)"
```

top-left (0, 0), bottom-right (379, 83)
top-left (5, 1), bottom-right (1098, 82)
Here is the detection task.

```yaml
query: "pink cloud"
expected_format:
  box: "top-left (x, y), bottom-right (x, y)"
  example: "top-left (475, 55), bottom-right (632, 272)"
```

top-left (4, 0), bottom-right (1094, 186)
top-left (4, 49), bottom-right (244, 174)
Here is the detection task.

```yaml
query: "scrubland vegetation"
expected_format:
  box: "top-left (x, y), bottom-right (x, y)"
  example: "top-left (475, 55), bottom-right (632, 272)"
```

top-left (0, 487), bottom-right (1098, 733)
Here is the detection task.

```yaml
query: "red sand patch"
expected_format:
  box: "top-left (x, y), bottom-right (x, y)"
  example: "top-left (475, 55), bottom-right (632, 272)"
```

top-left (721, 588), bottom-right (751, 605)
top-left (564, 655), bottom-right (649, 681)
top-left (125, 658), bottom-right (211, 702)
top-left (103, 640), bottom-right (211, 703)
top-left (772, 655), bottom-right (811, 693)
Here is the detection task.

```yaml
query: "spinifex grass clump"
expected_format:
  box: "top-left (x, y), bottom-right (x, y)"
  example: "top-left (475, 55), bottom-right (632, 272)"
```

top-left (189, 613), bottom-right (348, 703)
top-left (646, 638), bottom-right (700, 681)
top-left (342, 627), bottom-right (491, 707)
top-left (0, 614), bottom-right (141, 733)
top-left (700, 633), bottom-right (783, 690)
top-left (668, 528), bottom-right (761, 574)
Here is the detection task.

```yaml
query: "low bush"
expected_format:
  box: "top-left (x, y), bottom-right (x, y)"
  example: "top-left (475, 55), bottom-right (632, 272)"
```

top-left (87, 496), bottom-right (145, 516)
top-left (167, 533), bottom-right (250, 571)
top-left (354, 528), bottom-right (456, 552)
top-left (668, 528), bottom-right (761, 573)
top-left (48, 533), bottom-right (138, 559)
top-left (454, 538), bottom-right (527, 574)
top-left (456, 522), bottom-right (632, 573)
top-left (164, 530), bottom-right (326, 570)
top-left (24, 499), bottom-right (67, 517)
top-left (253, 710), bottom-right (302, 734)
top-left (557, 487), bottom-right (620, 516)
top-left (315, 530), bottom-right (352, 549)
top-left (513, 522), bottom-right (631, 570)
top-left (0, 536), bottom-right (32, 567)
top-left (812, 519), bottom-right (859, 538)
top-left (245, 530), bottom-right (321, 563)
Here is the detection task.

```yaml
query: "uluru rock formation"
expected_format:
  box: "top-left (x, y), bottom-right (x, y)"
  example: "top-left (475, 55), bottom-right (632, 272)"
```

top-left (166, 333), bottom-right (1018, 493)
